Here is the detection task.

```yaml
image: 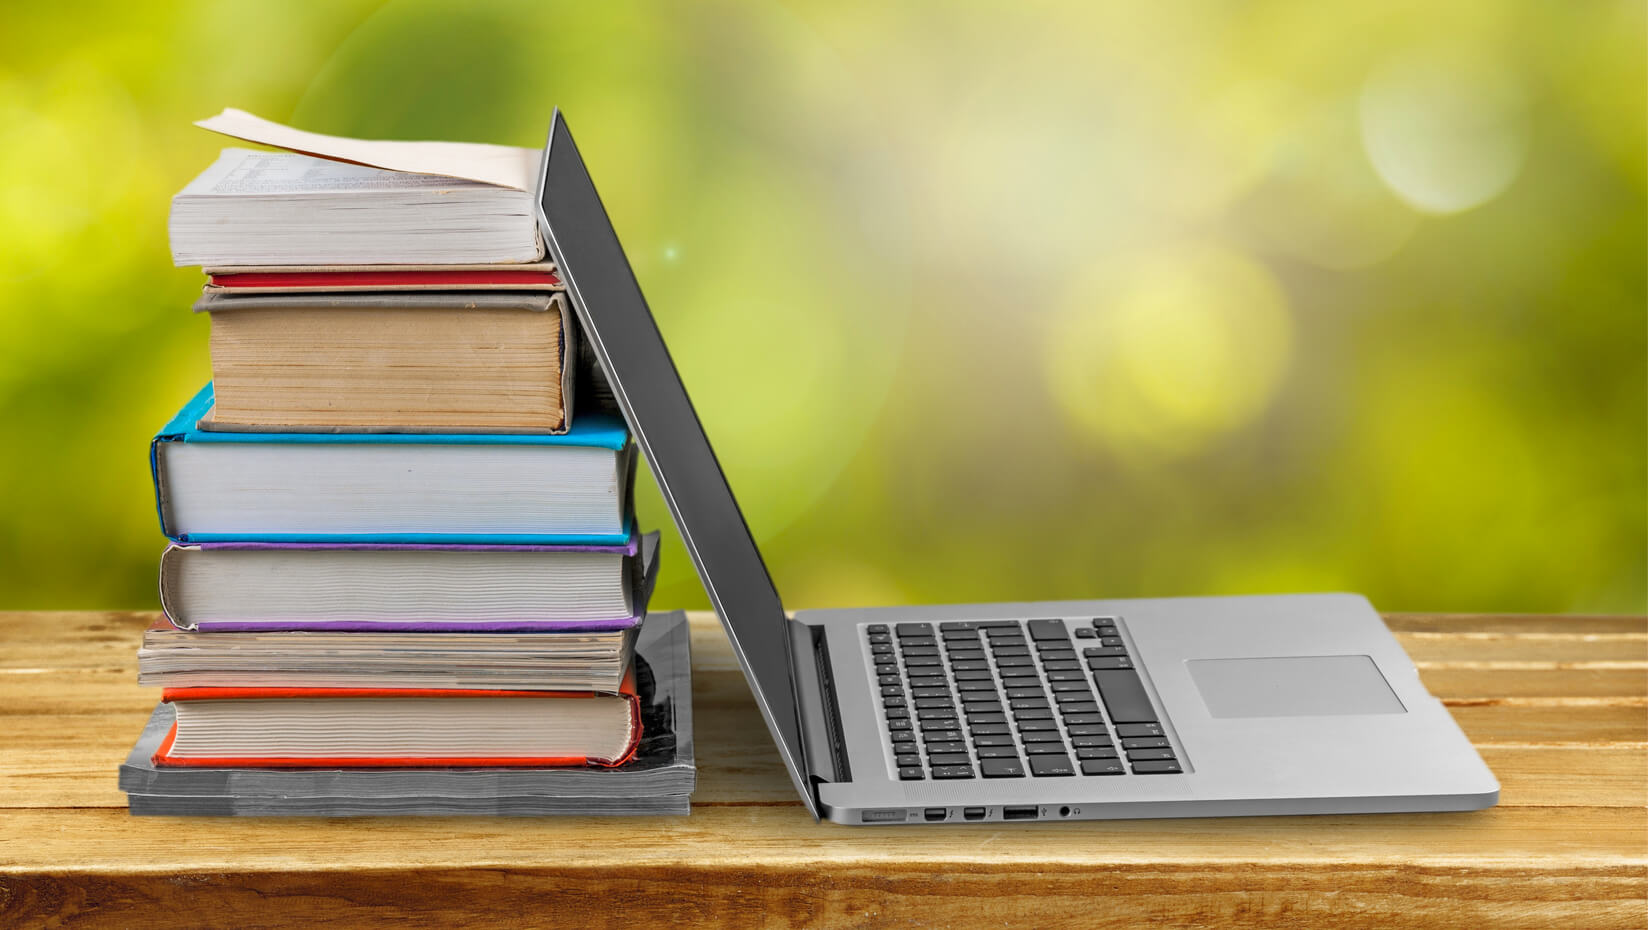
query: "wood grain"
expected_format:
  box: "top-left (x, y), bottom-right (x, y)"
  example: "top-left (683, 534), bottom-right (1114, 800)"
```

top-left (0, 610), bottom-right (1643, 930)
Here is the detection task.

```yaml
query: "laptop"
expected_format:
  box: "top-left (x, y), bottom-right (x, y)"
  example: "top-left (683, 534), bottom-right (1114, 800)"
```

top-left (534, 111), bottom-right (1499, 825)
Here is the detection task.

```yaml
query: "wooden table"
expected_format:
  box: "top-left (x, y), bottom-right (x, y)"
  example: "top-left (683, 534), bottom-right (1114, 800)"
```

top-left (1, 611), bottom-right (1643, 928)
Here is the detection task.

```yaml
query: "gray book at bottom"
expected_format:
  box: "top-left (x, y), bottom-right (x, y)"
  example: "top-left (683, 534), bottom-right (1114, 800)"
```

top-left (126, 793), bottom-right (690, 817)
top-left (119, 610), bottom-right (694, 814)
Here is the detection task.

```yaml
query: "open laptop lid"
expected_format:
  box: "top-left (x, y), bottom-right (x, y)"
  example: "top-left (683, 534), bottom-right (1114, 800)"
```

top-left (534, 111), bottom-right (819, 819)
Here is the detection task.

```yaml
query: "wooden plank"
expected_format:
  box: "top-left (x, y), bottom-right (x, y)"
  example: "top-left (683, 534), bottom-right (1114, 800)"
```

top-left (1383, 614), bottom-right (1646, 635)
top-left (2, 857), bottom-right (1644, 930)
top-left (0, 805), bottom-right (1641, 872)
top-left (1395, 631), bottom-right (1646, 664)
top-left (1445, 699), bottom-right (1647, 746)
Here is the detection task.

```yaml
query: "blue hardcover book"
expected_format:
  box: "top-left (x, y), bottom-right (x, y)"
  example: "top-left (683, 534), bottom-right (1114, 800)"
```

top-left (151, 384), bottom-right (634, 544)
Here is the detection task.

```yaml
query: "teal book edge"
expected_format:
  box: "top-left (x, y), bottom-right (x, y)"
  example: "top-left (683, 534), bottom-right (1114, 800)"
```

top-left (151, 383), bottom-right (634, 544)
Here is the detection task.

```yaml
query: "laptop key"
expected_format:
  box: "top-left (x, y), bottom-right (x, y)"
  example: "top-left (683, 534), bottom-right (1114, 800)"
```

top-left (905, 656), bottom-right (941, 668)
top-left (1076, 746), bottom-right (1118, 760)
top-left (1020, 730), bottom-right (1065, 743)
top-left (917, 708), bottom-right (957, 721)
top-left (1071, 735), bottom-right (1113, 749)
top-left (954, 669), bottom-right (994, 681)
top-left (1061, 713), bottom-right (1104, 726)
top-left (1011, 707), bottom-right (1054, 721)
top-left (1044, 666), bottom-right (1084, 678)
top-left (930, 765), bottom-right (975, 780)
top-left (896, 623), bottom-right (932, 637)
top-left (973, 734), bottom-right (1015, 747)
top-left (968, 712), bottom-right (1007, 725)
top-left (1098, 636), bottom-right (1125, 647)
top-left (885, 708), bottom-right (909, 720)
top-left (871, 643), bottom-right (894, 655)
top-left (916, 698), bottom-right (956, 710)
top-left (980, 756), bottom-right (1026, 778)
top-left (924, 738), bottom-right (965, 751)
top-left (1051, 680), bottom-right (1092, 693)
top-left (898, 766), bottom-right (926, 780)
top-left (939, 622), bottom-right (978, 632)
top-left (1055, 692), bottom-right (1095, 705)
top-left (1087, 656), bottom-right (1135, 671)
top-left (1122, 737), bottom-right (1171, 750)
top-left (911, 687), bottom-right (951, 699)
top-left (892, 731), bottom-right (915, 743)
top-left (1114, 722), bottom-right (1164, 738)
top-left (977, 744), bottom-right (1020, 758)
top-left (1024, 741), bottom-right (1068, 754)
top-left (867, 624), bottom-right (890, 634)
top-left (1127, 748), bottom-right (1177, 762)
top-left (1081, 759), bottom-right (1126, 776)
top-left (888, 719), bottom-right (912, 731)
top-left (1074, 628), bottom-right (1096, 639)
top-left (896, 753), bottom-right (921, 767)
top-left (927, 752), bottom-right (971, 767)
top-left (951, 660), bottom-right (989, 672)
top-left (1017, 718), bottom-right (1059, 731)
top-left (1065, 724), bottom-right (1110, 738)
top-left (1006, 688), bottom-right (1046, 700)
top-left (1027, 619), bottom-right (1068, 641)
top-left (998, 666), bottom-right (1040, 679)
top-left (1093, 670), bottom-right (1157, 723)
top-left (1029, 753), bottom-right (1076, 776)
top-left (970, 723), bottom-right (1010, 736)
top-left (882, 696), bottom-right (907, 708)
top-left (1083, 646), bottom-right (1127, 658)
top-left (1132, 760), bottom-right (1183, 774)
top-left (958, 679), bottom-right (998, 692)
top-left (1008, 698), bottom-right (1050, 711)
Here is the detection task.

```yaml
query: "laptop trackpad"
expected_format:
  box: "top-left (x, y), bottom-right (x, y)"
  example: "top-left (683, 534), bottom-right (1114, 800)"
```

top-left (1187, 656), bottom-right (1406, 718)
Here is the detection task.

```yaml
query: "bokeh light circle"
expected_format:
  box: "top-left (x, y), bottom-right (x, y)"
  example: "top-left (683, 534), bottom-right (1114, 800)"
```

top-left (1045, 245), bottom-right (1294, 462)
top-left (1360, 46), bottom-right (1530, 214)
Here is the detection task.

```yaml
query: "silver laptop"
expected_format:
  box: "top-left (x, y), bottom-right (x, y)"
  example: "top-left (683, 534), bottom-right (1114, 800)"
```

top-left (535, 111), bottom-right (1499, 825)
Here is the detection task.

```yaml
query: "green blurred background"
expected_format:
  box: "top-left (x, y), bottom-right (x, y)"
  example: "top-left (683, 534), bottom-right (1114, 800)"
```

top-left (1, 0), bottom-right (1643, 614)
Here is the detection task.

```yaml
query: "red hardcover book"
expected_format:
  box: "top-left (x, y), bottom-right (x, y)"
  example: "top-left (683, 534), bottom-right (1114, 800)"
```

top-left (152, 671), bottom-right (640, 768)
top-left (203, 261), bottom-right (564, 294)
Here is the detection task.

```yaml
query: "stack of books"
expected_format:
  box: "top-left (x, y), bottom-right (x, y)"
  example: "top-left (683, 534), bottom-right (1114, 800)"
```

top-left (118, 111), bottom-right (694, 816)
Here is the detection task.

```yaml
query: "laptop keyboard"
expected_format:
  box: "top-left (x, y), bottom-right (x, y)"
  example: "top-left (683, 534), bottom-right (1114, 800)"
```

top-left (869, 617), bottom-right (1182, 780)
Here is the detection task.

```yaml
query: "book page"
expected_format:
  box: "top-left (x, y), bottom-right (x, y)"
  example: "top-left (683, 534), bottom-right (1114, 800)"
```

top-left (196, 108), bottom-right (539, 191)
top-left (184, 149), bottom-right (498, 197)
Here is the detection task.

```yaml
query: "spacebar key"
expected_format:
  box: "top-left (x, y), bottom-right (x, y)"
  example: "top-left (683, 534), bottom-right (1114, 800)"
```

top-left (1093, 670), bottom-right (1157, 723)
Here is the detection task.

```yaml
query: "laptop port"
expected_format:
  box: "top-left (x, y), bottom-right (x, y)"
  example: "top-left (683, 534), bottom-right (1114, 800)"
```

top-left (1003, 805), bottom-right (1038, 821)
top-left (923, 807), bottom-right (946, 822)
top-left (963, 807), bottom-right (986, 821)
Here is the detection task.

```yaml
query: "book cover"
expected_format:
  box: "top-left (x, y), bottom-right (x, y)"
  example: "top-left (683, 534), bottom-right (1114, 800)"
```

top-left (152, 671), bottom-right (643, 769)
top-left (159, 531), bottom-right (660, 633)
top-left (150, 383), bottom-right (634, 545)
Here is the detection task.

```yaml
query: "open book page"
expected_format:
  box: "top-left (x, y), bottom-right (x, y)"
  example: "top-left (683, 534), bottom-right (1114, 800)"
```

top-left (196, 108), bottom-right (539, 191)
top-left (181, 149), bottom-right (505, 198)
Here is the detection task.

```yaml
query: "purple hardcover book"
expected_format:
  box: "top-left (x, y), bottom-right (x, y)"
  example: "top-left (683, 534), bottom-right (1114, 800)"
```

top-left (159, 532), bottom-right (659, 632)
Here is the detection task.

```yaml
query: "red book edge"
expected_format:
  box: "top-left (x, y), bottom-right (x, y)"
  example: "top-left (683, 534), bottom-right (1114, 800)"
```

top-left (208, 270), bottom-right (563, 289)
top-left (153, 668), bottom-right (642, 768)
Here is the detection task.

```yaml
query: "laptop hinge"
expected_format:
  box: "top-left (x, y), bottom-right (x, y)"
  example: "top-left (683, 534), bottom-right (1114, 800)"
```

top-left (788, 618), bottom-right (850, 785)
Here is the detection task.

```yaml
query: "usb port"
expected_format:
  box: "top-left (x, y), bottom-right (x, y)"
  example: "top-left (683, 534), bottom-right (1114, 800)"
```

top-left (963, 807), bottom-right (986, 821)
top-left (923, 807), bottom-right (946, 822)
top-left (1003, 805), bottom-right (1038, 821)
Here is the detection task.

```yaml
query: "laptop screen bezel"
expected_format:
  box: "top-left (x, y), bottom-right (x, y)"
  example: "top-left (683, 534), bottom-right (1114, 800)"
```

top-left (534, 110), bottom-right (818, 818)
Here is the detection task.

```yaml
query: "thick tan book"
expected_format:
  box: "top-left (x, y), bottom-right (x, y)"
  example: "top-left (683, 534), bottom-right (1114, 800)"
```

top-left (195, 290), bottom-right (577, 434)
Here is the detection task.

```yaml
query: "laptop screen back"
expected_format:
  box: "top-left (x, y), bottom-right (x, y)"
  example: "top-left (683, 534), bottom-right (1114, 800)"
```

top-left (534, 112), bottom-right (816, 816)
